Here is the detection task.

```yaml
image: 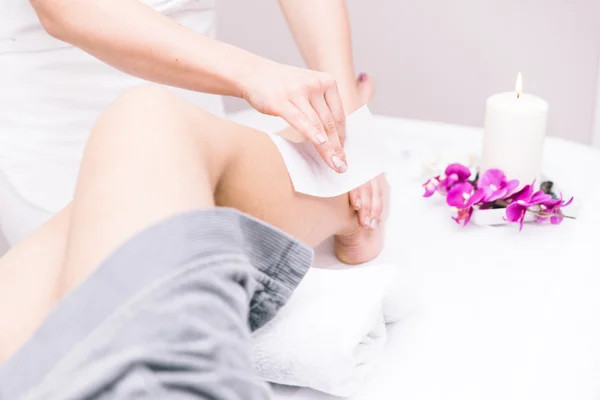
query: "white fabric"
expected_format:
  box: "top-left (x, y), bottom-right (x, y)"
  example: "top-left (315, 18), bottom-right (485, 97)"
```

top-left (265, 106), bottom-right (394, 197)
top-left (0, 170), bottom-right (52, 247)
top-left (0, 0), bottom-right (223, 215)
top-left (231, 109), bottom-right (600, 400)
top-left (252, 264), bottom-right (403, 397)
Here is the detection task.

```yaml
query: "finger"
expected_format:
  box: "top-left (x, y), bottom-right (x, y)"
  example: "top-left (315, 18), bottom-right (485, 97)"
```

top-left (278, 102), bottom-right (322, 146)
top-left (290, 97), bottom-right (327, 145)
top-left (282, 100), bottom-right (347, 174)
top-left (309, 95), bottom-right (347, 173)
top-left (310, 94), bottom-right (347, 173)
top-left (310, 95), bottom-right (340, 148)
top-left (357, 185), bottom-right (373, 229)
top-left (369, 180), bottom-right (383, 229)
top-left (349, 188), bottom-right (361, 210)
top-left (324, 82), bottom-right (347, 147)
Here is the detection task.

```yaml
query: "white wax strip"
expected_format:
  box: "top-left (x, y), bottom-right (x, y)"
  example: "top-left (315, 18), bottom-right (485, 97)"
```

top-left (266, 106), bottom-right (395, 197)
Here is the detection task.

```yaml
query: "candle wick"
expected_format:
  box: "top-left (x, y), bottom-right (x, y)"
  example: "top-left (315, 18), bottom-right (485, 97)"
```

top-left (517, 92), bottom-right (520, 99)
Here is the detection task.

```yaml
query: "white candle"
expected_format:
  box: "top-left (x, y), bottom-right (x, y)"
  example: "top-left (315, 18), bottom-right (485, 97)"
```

top-left (480, 73), bottom-right (549, 188)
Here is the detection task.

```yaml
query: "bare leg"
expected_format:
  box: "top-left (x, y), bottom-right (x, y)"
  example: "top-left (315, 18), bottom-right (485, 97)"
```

top-left (0, 85), bottom-right (386, 361)
top-left (59, 87), bottom-right (217, 293)
top-left (0, 211), bottom-right (69, 362)
top-left (0, 87), bottom-right (219, 362)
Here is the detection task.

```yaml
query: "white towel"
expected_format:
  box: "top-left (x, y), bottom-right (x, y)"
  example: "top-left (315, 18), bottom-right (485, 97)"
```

top-left (252, 264), bottom-right (401, 397)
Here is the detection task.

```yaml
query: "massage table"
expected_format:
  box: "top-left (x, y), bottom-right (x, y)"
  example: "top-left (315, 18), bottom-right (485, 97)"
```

top-left (230, 109), bottom-right (600, 400)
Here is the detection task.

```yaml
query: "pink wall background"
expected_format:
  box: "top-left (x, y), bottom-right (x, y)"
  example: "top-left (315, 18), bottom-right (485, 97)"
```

top-left (217, 0), bottom-right (600, 144)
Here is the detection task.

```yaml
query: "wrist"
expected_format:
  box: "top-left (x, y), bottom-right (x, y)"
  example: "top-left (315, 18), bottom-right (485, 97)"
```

top-left (230, 53), bottom-right (277, 102)
top-left (210, 44), bottom-right (269, 99)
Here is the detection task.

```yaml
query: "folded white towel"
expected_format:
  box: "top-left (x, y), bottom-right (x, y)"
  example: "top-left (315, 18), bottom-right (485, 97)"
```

top-left (252, 264), bottom-right (400, 397)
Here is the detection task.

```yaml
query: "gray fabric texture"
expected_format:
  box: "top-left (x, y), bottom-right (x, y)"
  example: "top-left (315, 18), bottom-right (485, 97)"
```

top-left (0, 207), bottom-right (313, 400)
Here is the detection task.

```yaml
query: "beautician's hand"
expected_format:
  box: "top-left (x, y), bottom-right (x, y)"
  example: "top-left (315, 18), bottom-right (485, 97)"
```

top-left (242, 61), bottom-right (348, 173)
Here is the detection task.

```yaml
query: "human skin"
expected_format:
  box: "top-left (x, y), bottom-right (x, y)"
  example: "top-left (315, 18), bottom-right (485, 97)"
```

top-left (0, 85), bottom-right (388, 364)
top-left (31, 0), bottom-right (349, 172)
top-left (29, 0), bottom-right (384, 225)
top-left (276, 0), bottom-right (387, 228)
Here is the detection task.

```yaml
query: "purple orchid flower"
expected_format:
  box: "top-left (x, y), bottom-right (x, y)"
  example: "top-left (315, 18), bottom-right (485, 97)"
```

top-left (422, 163), bottom-right (472, 198)
top-left (438, 163), bottom-right (472, 195)
top-left (423, 165), bottom-right (575, 230)
top-left (504, 182), bottom-right (534, 203)
top-left (537, 194), bottom-right (574, 224)
top-left (477, 168), bottom-right (520, 202)
top-left (423, 163), bottom-right (471, 197)
top-left (446, 182), bottom-right (485, 226)
top-left (423, 176), bottom-right (441, 198)
top-left (447, 182), bottom-right (485, 209)
top-left (505, 183), bottom-right (553, 230)
top-left (452, 207), bottom-right (474, 226)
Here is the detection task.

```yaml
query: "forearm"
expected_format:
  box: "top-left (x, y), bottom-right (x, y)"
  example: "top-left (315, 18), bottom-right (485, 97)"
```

top-left (31, 0), bottom-right (266, 97)
top-left (278, 0), bottom-right (359, 111)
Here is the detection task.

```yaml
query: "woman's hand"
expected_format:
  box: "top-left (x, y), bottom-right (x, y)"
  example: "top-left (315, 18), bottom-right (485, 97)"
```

top-left (242, 62), bottom-right (348, 174)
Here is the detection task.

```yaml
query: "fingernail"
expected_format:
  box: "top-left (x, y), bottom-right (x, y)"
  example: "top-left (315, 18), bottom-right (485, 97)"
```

top-left (332, 155), bottom-right (347, 173)
top-left (359, 73), bottom-right (367, 82)
top-left (316, 132), bottom-right (327, 144)
top-left (370, 219), bottom-right (378, 229)
top-left (355, 199), bottom-right (361, 210)
top-left (364, 216), bottom-right (371, 227)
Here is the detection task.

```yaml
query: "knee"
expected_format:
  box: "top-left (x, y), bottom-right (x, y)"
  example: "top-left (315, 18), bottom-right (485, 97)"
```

top-left (108, 85), bottom-right (216, 131)
top-left (88, 85), bottom-right (192, 156)
top-left (112, 85), bottom-right (181, 115)
top-left (90, 85), bottom-right (221, 163)
top-left (96, 85), bottom-right (187, 139)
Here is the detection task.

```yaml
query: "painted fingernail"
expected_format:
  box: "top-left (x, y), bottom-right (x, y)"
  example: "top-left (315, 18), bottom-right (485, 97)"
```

top-left (370, 219), bottom-right (378, 229)
top-left (316, 132), bottom-right (328, 144)
top-left (359, 72), bottom-right (367, 82)
top-left (332, 155), bottom-right (347, 173)
top-left (355, 199), bottom-right (362, 210)
top-left (364, 217), bottom-right (371, 227)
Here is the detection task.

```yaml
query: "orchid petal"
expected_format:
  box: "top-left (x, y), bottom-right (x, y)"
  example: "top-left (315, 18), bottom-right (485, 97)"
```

top-left (530, 190), bottom-right (552, 204)
top-left (478, 168), bottom-right (506, 189)
top-left (422, 177), bottom-right (440, 198)
top-left (466, 188), bottom-right (486, 207)
top-left (505, 202), bottom-right (525, 222)
top-left (452, 207), bottom-right (473, 226)
top-left (504, 180), bottom-right (520, 196)
top-left (485, 188), bottom-right (508, 203)
top-left (519, 216), bottom-right (525, 231)
top-left (506, 183), bottom-right (534, 203)
top-left (562, 196), bottom-right (574, 207)
top-left (446, 182), bottom-right (474, 208)
top-left (463, 207), bottom-right (474, 225)
top-left (445, 163), bottom-right (471, 181)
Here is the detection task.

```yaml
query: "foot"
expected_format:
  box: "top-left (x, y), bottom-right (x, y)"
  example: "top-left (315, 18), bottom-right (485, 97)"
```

top-left (333, 74), bottom-right (383, 265)
top-left (334, 174), bottom-right (389, 265)
top-left (356, 72), bottom-right (375, 105)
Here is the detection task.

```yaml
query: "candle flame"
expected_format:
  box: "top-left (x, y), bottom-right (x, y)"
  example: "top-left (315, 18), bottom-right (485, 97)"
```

top-left (516, 72), bottom-right (523, 98)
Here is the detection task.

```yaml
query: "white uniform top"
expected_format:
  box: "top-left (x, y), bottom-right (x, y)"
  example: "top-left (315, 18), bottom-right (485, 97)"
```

top-left (0, 0), bottom-right (224, 214)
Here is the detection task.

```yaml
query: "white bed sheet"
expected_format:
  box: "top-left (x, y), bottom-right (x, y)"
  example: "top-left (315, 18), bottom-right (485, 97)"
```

top-left (229, 109), bottom-right (600, 400)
